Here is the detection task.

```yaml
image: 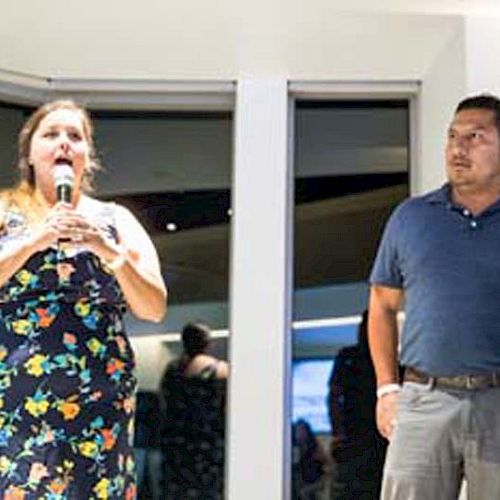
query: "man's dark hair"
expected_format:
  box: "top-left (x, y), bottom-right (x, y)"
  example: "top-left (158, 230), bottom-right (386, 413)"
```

top-left (181, 322), bottom-right (211, 357)
top-left (456, 94), bottom-right (500, 135)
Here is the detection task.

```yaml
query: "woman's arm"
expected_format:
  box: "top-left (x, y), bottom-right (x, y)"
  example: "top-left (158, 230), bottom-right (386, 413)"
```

top-left (106, 204), bottom-right (167, 323)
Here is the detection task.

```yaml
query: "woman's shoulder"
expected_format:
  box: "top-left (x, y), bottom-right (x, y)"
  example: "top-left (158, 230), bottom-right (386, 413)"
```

top-left (0, 190), bottom-right (25, 223)
top-left (0, 190), bottom-right (29, 240)
top-left (186, 354), bottom-right (228, 380)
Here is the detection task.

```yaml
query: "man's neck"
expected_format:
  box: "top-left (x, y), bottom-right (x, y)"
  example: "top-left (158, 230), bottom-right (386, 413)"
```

top-left (451, 185), bottom-right (500, 216)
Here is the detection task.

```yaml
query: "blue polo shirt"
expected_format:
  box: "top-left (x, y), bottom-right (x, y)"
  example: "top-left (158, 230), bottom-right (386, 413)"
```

top-left (370, 184), bottom-right (500, 376)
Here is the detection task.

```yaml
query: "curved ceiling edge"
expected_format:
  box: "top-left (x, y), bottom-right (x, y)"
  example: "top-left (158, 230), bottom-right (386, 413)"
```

top-left (0, 68), bottom-right (235, 111)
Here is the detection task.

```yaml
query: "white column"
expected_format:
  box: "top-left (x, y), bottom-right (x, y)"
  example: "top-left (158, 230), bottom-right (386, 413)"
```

top-left (227, 78), bottom-right (292, 500)
top-left (465, 13), bottom-right (500, 95)
top-left (416, 24), bottom-right (465, 195)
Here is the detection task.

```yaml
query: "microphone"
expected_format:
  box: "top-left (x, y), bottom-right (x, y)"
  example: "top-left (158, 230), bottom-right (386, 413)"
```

top-left (53, 163), bottom-right (74, 204)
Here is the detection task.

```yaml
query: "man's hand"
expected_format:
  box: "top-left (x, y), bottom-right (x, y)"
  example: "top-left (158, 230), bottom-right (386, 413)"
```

top-left (376, 391), bottom-right (400, 439)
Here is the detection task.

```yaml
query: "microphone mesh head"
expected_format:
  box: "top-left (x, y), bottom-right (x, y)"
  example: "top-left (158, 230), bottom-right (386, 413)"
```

top-left (53, 164), bottom-right (75, 187)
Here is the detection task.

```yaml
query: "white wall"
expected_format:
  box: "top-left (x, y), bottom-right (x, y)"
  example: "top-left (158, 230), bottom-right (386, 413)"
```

top-left (465, 14), bottom-right (500, 95)
top-left (0, 2), bottom-right (461, 81)
top-left (417, 19), bottom-right (466, 193)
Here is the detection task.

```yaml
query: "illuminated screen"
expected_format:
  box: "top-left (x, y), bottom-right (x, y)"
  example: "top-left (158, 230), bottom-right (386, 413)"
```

top-left (292, 359), bottom-right (335, 434)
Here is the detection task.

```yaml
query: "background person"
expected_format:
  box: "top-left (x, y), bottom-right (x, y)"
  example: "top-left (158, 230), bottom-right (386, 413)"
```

top-left (328, 310), bottom-right (388, 499)
top-left (159, 322), bottom-right (228, 500)
top-left (0, 99), bottom-right (167, 498)
top-left (291, 418), bottom-right (327, 500)
top-left (134, 390), bottom-right (163, 500)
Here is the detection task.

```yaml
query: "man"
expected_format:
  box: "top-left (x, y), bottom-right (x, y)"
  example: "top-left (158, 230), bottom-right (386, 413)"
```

top-left (368, 94), bottom-right (500, 500)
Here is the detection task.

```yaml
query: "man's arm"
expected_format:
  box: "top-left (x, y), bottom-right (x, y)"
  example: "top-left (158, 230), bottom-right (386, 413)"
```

top-left (368, 284), bottom-right (404, 439)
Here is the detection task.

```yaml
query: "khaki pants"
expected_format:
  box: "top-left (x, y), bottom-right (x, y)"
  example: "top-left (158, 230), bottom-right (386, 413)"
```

top-left (381, 382), bottom-right (500, 500)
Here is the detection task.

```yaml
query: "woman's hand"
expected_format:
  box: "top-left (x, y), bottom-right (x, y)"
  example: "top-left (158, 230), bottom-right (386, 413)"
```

top-left (30, 203), bottom-right (120, 260)
top-left (29, 203), bottom-right (75, 253)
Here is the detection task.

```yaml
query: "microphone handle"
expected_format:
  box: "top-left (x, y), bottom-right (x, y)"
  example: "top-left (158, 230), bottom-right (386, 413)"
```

top-left (56, 184), bottom-right (72, 246)
top-left (57, 184), bottom-right (72, 204)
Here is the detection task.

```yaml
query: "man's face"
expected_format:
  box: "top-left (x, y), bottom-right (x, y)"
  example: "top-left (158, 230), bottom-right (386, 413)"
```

top-left (445, 108), bottom-right (500, 193)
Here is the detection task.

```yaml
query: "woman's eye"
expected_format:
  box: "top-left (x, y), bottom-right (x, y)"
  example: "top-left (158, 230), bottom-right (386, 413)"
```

top-left (43, 131), bottom-right (58, 139)
top-left (69, 132), bottom-right (82, 141)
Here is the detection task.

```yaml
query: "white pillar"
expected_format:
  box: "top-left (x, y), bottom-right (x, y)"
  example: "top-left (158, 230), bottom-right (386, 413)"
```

top-left (465, 13), bottom-right (500, 95)
top-left (416, 21), bottom-right (465, 194)
top-left (227, 78), bottom-right (292, 500)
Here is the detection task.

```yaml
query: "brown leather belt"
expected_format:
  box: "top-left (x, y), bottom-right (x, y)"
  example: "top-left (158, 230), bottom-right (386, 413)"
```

top-left (404, 366), bottom-right (500, 390)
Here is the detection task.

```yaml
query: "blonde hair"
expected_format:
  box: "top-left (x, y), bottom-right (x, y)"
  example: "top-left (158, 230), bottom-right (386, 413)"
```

top-left (1, 99), bottom-right (102, 227)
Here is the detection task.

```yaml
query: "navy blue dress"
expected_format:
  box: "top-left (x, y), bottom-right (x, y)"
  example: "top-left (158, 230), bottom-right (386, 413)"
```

top-left (0, 203), bottom-right (137, 499)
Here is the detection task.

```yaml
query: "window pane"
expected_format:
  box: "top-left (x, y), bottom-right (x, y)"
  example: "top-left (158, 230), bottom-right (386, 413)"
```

top-left (291, 100), bottom-right (409, 500)
top-left (0, 103), bottom-right (232, 500)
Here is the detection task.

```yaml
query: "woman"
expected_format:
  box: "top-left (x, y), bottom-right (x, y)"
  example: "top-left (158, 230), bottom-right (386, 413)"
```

top-left (159, 322), bottom-right (228, 499)
top-left (0, 100), bottom-right (167, 498)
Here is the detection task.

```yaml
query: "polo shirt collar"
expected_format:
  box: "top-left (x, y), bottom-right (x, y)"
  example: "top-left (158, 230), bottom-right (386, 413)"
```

top-left (424, 183), bottom-right (500, 214)
top-left (424, 184), bottom-right (451, 206)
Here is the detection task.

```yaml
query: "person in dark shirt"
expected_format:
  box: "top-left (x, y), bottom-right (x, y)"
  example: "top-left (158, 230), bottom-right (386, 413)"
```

top-left (135, 390), bottom-right (162, 499)
top-left (159, 322), bottom-right (228, 500)
top-left (328, 310), bottom-right (388, 499)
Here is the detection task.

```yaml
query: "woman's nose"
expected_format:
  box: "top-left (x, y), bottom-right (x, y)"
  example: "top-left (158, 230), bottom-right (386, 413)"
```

top-left (58, 136), bottom-right (71, 151)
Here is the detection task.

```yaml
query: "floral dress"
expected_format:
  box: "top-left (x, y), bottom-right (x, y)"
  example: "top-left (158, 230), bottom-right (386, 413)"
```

top-left (0, 203), bottom-right (136, 500)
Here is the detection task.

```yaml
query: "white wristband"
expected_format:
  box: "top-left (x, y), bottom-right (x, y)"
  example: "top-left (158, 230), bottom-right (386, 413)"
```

top-left (105, 251), bottom-right (126, 271)
top-left (376, 383), bottom-right (401, 399)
